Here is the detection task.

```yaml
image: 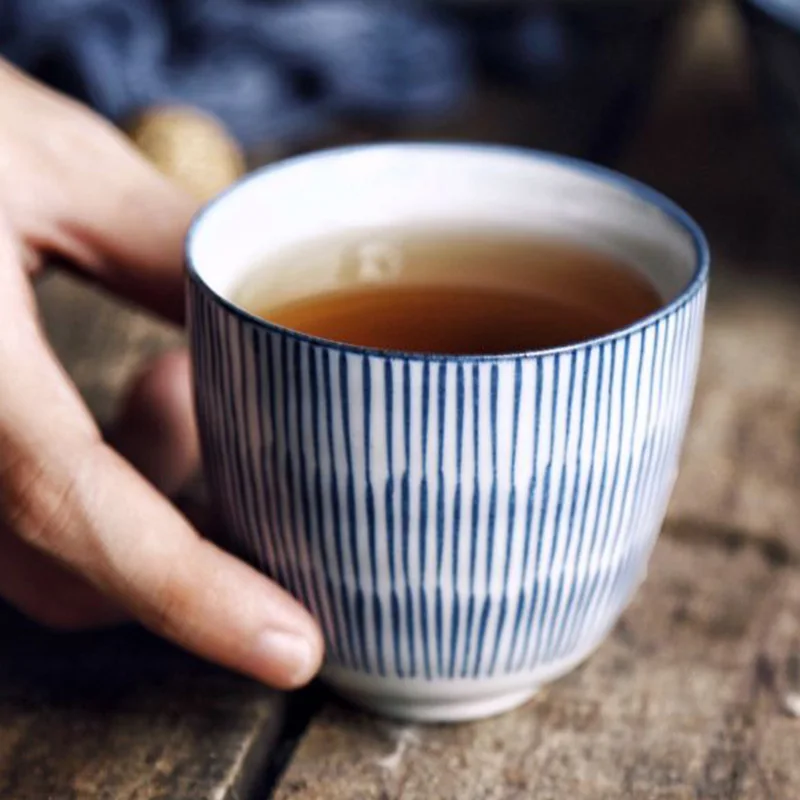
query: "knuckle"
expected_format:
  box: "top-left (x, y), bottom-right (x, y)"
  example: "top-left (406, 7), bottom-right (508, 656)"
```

top-left (147, 576), bottom-right (194, 641)
top-left (0, 441), bottom-right (83, 554)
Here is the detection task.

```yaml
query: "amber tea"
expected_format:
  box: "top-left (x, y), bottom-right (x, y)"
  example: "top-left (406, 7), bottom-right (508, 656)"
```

top-left (236, 228), bottom-right (663, 355)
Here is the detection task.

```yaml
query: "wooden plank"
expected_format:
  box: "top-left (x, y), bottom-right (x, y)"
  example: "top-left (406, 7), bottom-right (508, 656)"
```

top-left (273, 3), bottom-right (800, 797)
top-left (0, 277), bottom-right (289, 800)
top-left (0, 614), bottom-right (285, 800)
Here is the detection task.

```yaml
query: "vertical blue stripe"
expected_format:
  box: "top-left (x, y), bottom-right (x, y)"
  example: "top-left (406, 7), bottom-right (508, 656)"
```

top-left (400, 361), bottom-right (416, 674)
top-left (214, 306), bottom-right (251, 562)
top-left (322, 348), bottom-right (359, 668)
top-left (362, 357), bottom-right (385, 676)
top-left (553, 340), bottom-right (614, 660)
top-left (545, 347), bottom-right (591, 662)
top-left (534, 350), bottom-right (578, 666)
top-left (575, 335), bottom-right (632, 642)
top-left (418, 361), bottom-right (432, 680)
top-left (434, 362), bottom-right (448, 677)
top-left (383, 361), bottom-right (402, 676)
top-left (609, 323), bottom-right (663, 607)
top-left (226, 313), bottom-right (262, 565)
top-left (203, 301), bottom-right (237, 553)
top-left (473, 363), bottom-right (499, 677)
top-left (488, 361), bottom-right (522, 674)
top-left (306, 343), bottom-right (346, 662)
top-left (593, 333), bottom-right (647, 622)
top-left (195, 294), bottom-right (227, 536)
top-left (298, 341), bottom-right (340, 652)
top-left (461, 363), bottom-right (481, 678)
top-left (552, 345), bottom-right (602, 657)
top-left (523, 355), bottom-right (559, 668)
top-left (233, 317), bottom-right (269, 571)
top-left (272, 334), bottom-right (305, 600)
top-left (449, 364), bottom-right (466, 677)
top-left (339, 352), bottom-right (369, 670)
top-left (290, 339), bottom-right (328, 625)
top-left (634, 312), bottom-right (680, 570)
top-left (191, 294), bottom-right (221, 542)
top-left (507, 357), bottom-right (543, 672)
top-left (281, 336), bottom-right (309, 605)
top-left (252, 329), bottom-right (289, 590)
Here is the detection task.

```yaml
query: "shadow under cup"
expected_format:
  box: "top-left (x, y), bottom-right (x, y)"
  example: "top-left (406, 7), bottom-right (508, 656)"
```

top-left (186, 144), bottom-right (708, 723)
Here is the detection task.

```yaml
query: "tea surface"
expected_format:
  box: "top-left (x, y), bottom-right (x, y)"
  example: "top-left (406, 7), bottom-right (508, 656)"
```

top-left (237, 229), bottom-right (662, 355)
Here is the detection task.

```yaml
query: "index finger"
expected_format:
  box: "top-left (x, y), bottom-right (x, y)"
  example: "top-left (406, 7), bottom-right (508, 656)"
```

top-left (0, 226), bottom-right (323, 688)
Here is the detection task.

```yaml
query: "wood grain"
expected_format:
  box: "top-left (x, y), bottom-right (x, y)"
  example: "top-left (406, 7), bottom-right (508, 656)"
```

top-left (0, 614), bottom-right (285, 800)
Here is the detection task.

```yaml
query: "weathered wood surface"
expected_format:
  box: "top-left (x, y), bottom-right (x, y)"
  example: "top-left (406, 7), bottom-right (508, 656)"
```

top-left (273, 3), bottom-right (800, 798)
top-left (0, 615), bottom-right (285, 800)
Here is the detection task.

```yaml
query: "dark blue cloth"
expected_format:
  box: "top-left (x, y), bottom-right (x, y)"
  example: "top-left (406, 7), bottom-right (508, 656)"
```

top-left (0, 0), bottom-right (476, 145)
top-left (0, 1), bottom-right (671, 162)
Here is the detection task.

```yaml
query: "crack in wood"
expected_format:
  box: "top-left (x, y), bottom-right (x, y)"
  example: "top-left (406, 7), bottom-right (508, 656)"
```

top-left (663, 518), bottom-right (797, 570)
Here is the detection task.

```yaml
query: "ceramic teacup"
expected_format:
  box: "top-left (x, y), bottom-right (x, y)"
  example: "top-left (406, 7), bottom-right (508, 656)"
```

top-left (186, 144), bottom-right (708, 722)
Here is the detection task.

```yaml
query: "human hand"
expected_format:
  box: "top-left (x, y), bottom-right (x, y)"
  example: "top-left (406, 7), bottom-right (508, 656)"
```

top-left (0, 61), bottom-right (323, 689)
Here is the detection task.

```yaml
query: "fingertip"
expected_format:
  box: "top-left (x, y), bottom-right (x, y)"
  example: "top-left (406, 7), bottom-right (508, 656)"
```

top-left (235, 575), bottom-right (325, 689)
top-left (252, 628), bottom-right (324, 690)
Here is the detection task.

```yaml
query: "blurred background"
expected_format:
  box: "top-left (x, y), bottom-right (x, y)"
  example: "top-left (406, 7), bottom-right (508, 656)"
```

top-left (1, 0), bottom-right (798, 195)
top-left (0, 0), bottom-right (685, 170)
top-left (0, 0), bottom-right (799, 423)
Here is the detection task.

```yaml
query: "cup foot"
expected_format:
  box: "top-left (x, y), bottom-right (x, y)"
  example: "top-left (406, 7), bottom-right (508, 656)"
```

top-left (320, 621), bottom-right (617, 723)
top-left (331, 684), bottom-right (540, 723)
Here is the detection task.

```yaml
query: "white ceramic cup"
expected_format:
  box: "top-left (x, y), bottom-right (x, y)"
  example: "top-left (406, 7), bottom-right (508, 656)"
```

top-left (186, 144), bottom-right (708, 722)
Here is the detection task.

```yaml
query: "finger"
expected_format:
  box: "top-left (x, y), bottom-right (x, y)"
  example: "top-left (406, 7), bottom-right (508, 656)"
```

top-left (55, 149), bottom-right (197, 323)
top-left (14, 444), bottom-right (324, 688)
top-left (111, 349), bottom-right (199, 497)
top-left (0, 61), bottom-right (199, 321)
top-left (46, 134), bottom-right (197, 323)
top-left (0, 229), bottom-right (323, 688)
top-left (0, 350), bottom-right (198, 632)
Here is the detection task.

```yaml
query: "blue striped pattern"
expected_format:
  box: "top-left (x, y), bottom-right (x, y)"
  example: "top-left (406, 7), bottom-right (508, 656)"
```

top-left (188, 277), bottom-right (707, 682)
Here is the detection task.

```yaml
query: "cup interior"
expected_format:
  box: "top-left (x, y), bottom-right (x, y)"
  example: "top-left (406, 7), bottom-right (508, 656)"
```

top-left (186, 144), bottom-right (704, 320)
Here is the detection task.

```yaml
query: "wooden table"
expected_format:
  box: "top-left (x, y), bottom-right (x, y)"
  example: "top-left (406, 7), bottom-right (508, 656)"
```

top-left (4, 2), bottom-right (800, 797)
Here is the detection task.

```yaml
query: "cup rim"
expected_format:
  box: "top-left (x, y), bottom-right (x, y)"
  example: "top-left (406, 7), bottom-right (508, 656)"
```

top-left (185, 142), bottom-right (709, 363)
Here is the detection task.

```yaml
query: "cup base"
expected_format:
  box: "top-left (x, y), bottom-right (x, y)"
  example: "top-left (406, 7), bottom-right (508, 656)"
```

top-left (321, 627), bottom-right (611, 723)
top-left (332, 684), bottom-right (540, 724)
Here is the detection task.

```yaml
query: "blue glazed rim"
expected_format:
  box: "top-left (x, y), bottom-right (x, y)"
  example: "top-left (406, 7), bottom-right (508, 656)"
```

top-left (746, 0), bottom-right (800, 30)
top-left (185, 142), bottom-right (710, 363)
